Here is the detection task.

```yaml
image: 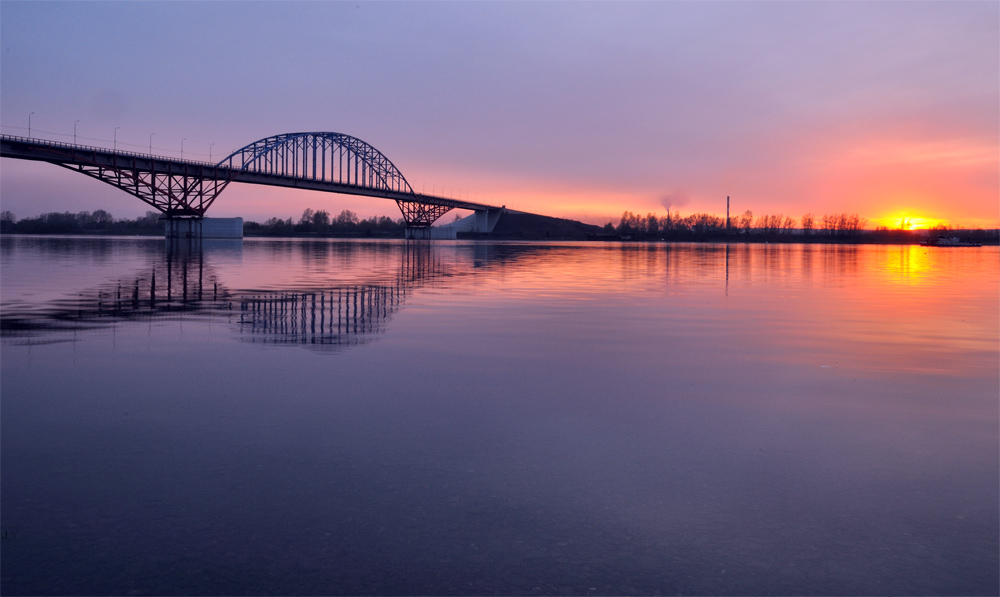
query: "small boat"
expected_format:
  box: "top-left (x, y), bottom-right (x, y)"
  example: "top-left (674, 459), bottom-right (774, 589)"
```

top-left (920, 236), bottom-right (982, 247)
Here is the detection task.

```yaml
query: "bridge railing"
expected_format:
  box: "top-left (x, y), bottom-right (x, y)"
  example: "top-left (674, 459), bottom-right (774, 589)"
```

top-left (0, 134), bottom-right (223, 168)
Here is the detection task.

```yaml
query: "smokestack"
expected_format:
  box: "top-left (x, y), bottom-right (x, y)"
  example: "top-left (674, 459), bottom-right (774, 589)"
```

top-left (726, 196), bottom-right (730, 231)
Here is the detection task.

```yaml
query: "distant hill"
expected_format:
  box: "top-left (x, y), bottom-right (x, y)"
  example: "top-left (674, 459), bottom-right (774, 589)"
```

top-left (459, 210), bottom-right (604, 240)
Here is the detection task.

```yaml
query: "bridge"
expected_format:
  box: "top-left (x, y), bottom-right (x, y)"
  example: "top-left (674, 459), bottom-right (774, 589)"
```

top-left (0, 132), bottom-right (505, 238)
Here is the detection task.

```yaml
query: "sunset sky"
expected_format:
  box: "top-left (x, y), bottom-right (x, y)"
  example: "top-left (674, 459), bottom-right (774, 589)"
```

top-left (1, 1), bottom-right (997, 228)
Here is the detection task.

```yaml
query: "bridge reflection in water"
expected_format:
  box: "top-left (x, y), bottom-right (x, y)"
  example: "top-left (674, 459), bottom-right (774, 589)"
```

top-left (239, 286), bottom-right (400, 346)
top-left (1, 238), bottom-right (465, 352)
top-left (236, 246), bottom-right (442, 348)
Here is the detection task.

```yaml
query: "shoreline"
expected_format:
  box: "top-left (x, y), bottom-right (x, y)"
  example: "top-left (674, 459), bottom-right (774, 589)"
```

top-left (1, 231), bottom-right (997, 246)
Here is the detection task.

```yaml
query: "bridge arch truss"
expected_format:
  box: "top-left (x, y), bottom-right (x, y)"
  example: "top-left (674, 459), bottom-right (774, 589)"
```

top-left (219, 132), bottom-right (459, 227)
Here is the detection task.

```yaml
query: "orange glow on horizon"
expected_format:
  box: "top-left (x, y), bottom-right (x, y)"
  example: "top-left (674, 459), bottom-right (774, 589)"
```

top-left (201, 160), bottom-right (998, 231)
top-left (871, 212), bottom-right (949, 231)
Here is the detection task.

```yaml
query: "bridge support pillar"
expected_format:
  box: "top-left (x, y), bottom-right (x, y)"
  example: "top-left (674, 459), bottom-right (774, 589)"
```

top-left (405, 227), bottom-right (431, 240)
top-left (404, 226), bottom-right (456, 240)
top-left (164, 217), bottom-right (244, 240)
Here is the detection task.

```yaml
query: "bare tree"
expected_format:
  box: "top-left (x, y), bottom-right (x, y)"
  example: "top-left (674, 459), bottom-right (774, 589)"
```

top-left (685, 213), bottom-right (724, 233)
top-left (845, 213), bottom-right (866, 234)
top-left (336, 209), bottom-right (359, 226)
top-left (754, 214), bottom-right (786, 235)
top-left (618, 211), bottom-right (642, 236)
top-left (92, 209), bottom-right (114, 227)
top-left (299, 208), bottom-right (315, 226)
top-left (818, 213), bottom-right (867, 236)
top-left (312, 210), bottom-right (330, 228)
top-left (645, 213), bottom-right (660, 236)
top-left (821, 214), bottom-right (837, 234)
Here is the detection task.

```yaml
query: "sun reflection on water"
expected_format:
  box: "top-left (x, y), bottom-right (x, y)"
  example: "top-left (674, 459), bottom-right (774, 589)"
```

top-left (878, 245), bottom-right (934, 285)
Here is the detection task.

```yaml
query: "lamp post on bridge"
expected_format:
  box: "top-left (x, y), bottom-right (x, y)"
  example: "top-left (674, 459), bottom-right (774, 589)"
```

top-left (181, 138), bottom-right (186, 160)
top-left (28, 112), bottom-right (34, 138)
top-left (210, 143), bottom-right (215, 162)
top-left (114, 127), bottom-right (119, 151)
top-left (149, 133), bottom-right (155, 155)
top-left (74, 120), bottom-right (79, 145)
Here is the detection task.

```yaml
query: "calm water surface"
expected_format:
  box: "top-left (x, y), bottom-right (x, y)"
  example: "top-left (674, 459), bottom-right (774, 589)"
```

top-left (2, 236), bottom-right (997, 595)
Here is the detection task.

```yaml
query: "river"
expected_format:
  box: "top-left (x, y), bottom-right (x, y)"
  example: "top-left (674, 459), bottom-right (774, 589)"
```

top-left (2, 236), bottom-right (997, 595)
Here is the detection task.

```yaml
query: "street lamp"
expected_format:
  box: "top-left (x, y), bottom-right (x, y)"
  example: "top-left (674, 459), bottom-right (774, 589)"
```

top-left (181, 138), bottom-right (186, 160)
top-left (74, 120), bottom-right (80, 145)
top-left (114, 126), bottom-right (120, 151)
top-left (28, 112), bottom-right (34, 138)
top-left (210, 143), bottom-right (215, 162)
top-left (149, 133), bottom-right (155, 154)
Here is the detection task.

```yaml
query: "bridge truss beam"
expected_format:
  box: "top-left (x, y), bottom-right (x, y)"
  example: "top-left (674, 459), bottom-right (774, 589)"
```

top-left (395, 200), bottom-right (453, 228)
top-left (61, 162), bottom-right (232, 217)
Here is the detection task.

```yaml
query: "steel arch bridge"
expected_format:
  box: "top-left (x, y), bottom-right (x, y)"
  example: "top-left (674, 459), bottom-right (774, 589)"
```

top-left (220, 133), bottom-right (413, 193)
top-left (0, 131), bottom-right (503, 229)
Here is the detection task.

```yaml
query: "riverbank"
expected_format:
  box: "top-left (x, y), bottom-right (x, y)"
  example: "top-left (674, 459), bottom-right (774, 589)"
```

top-left (2, 229), bottom-right (997, 245)
top-left (2, 209), bottom-right (996, 245)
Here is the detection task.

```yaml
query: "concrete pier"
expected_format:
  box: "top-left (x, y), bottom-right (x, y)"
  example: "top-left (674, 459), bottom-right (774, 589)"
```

top-left (404, 226), bottom-right (456, 240)
top-left (164, 217), bottom-right (243, 240)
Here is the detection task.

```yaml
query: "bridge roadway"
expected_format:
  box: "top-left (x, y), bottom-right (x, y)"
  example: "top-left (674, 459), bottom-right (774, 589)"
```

top-left (0, 133), bottom-right (504, 234)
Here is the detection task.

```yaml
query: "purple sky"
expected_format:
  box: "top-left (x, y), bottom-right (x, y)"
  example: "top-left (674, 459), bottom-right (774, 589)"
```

top-left (1, 1), bottom-right (997, 227)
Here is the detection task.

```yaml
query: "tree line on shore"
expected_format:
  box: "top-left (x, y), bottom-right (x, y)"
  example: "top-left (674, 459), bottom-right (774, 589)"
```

top-left (2, 207), bottom-right (995, 243)
top-left (0, 208), bottom-right (408, 237)
top-left (243, 209), bottom-right (405, 236)
top-left (605, 210), bottom-right (997, 243)
top-left (610, 210), bottom-right (869, 239)
top-left (0, 209), bottom-right (163, 235)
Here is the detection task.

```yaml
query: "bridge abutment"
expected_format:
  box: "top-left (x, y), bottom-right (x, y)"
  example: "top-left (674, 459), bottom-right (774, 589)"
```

top-left (474, 207), bottom-right (503, 234)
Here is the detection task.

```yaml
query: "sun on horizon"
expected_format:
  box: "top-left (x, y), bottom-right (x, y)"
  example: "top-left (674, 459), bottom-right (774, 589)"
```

top-left (870, 212), bottom-right (951, 231)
